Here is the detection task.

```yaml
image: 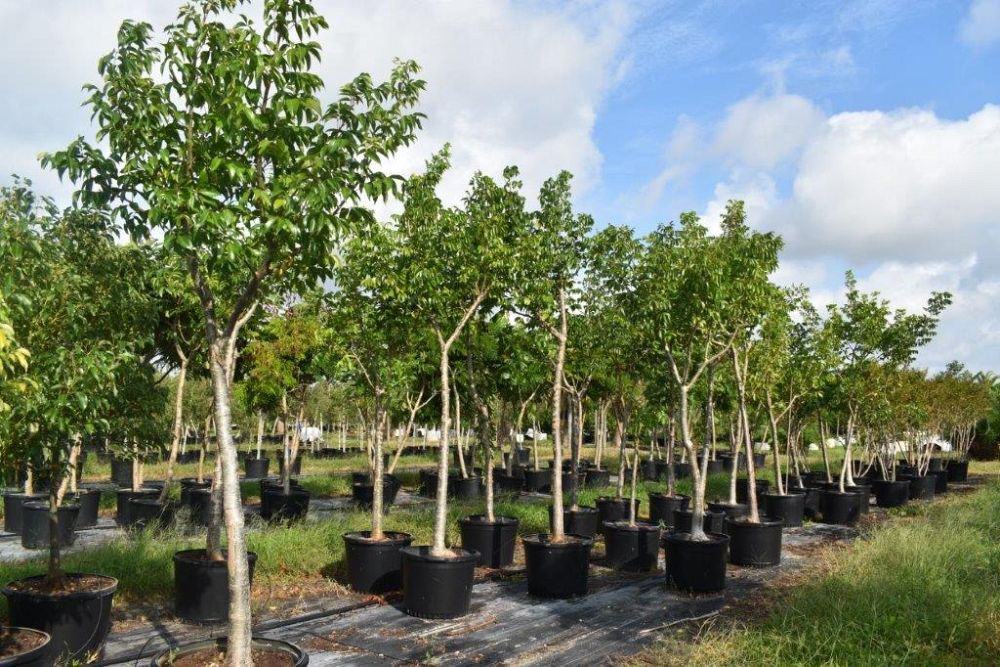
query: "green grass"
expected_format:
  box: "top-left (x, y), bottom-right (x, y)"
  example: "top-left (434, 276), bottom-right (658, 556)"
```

top-left (637, 480), bottom-right (1000, 666)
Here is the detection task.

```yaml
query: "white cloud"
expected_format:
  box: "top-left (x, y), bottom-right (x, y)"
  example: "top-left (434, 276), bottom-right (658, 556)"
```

top-left (0, 0), bottom-right (633, 206)
top-left (710, 93), bottom-right (826, 170)
top-left (960, 0), bottom-right (1000, 47)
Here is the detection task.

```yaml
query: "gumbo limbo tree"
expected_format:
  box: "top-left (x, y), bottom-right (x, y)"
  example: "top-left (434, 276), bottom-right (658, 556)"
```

top-left (44, 0), bottom-right (424, 661)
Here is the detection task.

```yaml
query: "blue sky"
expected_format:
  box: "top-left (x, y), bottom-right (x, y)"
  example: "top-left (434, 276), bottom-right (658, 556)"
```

top-left (1, 0), bottom-right (998, 370)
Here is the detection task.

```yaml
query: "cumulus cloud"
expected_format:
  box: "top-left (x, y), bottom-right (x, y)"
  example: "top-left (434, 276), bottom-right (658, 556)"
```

top-left (960, 0), bottom-right (1000, 47)
top-left (0, 0), bottom-right (633, 206)
top-left (710, 93), bottom-right (826, 170)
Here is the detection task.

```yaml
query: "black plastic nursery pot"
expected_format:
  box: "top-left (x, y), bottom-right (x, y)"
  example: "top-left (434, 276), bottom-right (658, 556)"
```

top-left (183, 488), bottom-right (212, 526)
top-left (128, 498), bottom-right (174, 531)
top-left (932, 469), bottom-right (949, 494)
top-left (2, 493), bottom-right (46, 534)
top-left (110, 458), bottom-right (133, 487)
top-left (343, 531), bottom-right (413, 593)
top-left (2, 573), bottom-right (117, 662)
top-left (0, 626), bottom-right (51, 667)
top-left (70, 487), bottom-right (101, 529)
top-left (173, 549), bottom-right (257, 624)
top-left (871, 479), bottom-right (909, 508)
top-left (673, 462), bottom-right (692, 479)
top-left (762, 492), bottom-right (806, 527)
top-left (927, 458), bottom-right (944, 472)
top-left (178, 479), bottom-right (211, 505)
top-left (351, 471), bottom-right (371, 486)
top-left (495, 473), bottom-right (524, 494)
top-left (20, 502), bottom-right (79, 550)
top-left (521, 469), bottom-right (550, 493)
top-left (673, 508), bottom-right (726, 535)
top-left (148, 636), bottom-right (307, 667)
top-left (548, 505), bottom-right (600, 538)
top-left (819, 490), bottom-right (861, 525)
top-left (401, 546), bottom-right (478, 619)
top-left (735, 478), bottom-right (771, 504)
top-left (351, 478), bottom-right (401, 510)
top-left (460, 516), bottom-right (519, 568)
top-left (663, 531), bottom-right (729, 593)
top-left (257, 478), bottom-right (303, 516)
top-left (584, 468), bottom-right (611, 488)
top-left (788, 484), bottom-right (821, 519)
top-left (717, 452), bottom-right (744, 471)
top-left (603, 521), bottom-right (661, 572)
top-left (946, 459), bottom-right (969, 482)
top-left (753, 453), bottom-right (766, 468)
top-left (522, 533), bottom-right (594, 598)
top-left (845, 484), bottom-right (871, 514)
top-left (261, 488), bottom-right (310, 523)
top-left (705, 459), bottom-right (725, 475)
top-left (707, 501), bottom-right (749, 533)
top-left (726, 517), bottom-right (783, 566)
top-left (653, 460), bottom-right (671, 480)
top-left (514, 448), bottom-right (531, 465)
top-left (908, 474), bottom-right (936, 500)
top-left (115, 488), bottom-right (159, 527)
top-left (639, 460), bottom-right (658, 481)
top-left (648, 493), bottom-right (690, 527)
top-left (243, 457), bottom-right (270, 479)
top-left (449, 475), bottom-right (482, 500)
top-left (596, 497), bottom-right (641, 526)
top-left (278, 457), bottom-right (303, 477)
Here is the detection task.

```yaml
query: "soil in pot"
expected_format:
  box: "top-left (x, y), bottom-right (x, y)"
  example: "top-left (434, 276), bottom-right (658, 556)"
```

top-left (2, 573), bottom-right (117, 662)
top-left (261, 488), bottom-right (310, 523)
top-left (116, 488), bottom-right (159, 527)
top-left (648, 493), bottom-right (690, 527)
top-left (596, 497), bottom-right (641, 526)
top-left (149, 636), bottom-right (307, 667)
top-left (946, 459), bottom-right (969, 482)
top-left (343, 531), bottom-right (413, 593)
top-left (2, 493), bottom-right (46, 534)
top-left (20, 502), bottom-right (79, 550)
top-left (0, 626), bottom-right (50, 667)
top-left (735, 478), bottom-right (770, 504)
top-left (173, 550), bottom-right (257, 623)
top-left (243, 457), bottom-right (270, 479)
top-left (663, 531), bottom-right (729, 593)
top-left (603, 521), bottom-right (661, 572)
top-left (726, 517), bottom-right (783, 566)
top-left (70, 487), bottom-right (102, 529)
top-left (762, 492), bottom-right (806, 527)
top-left (707, 501), bottom-right (749, 533)
top-left (522, 534), bottom-right (593, 598)
top-left (673, 508), bottom-right (726, 535)
top-left (401, 546), bottom-right (478, 619)
top-left (548, 505), bottom-right (600, 538)
top-left (819, 490), bottom-right (861, 525)
top-left (871, 479), bottom-right (909, 508)
top-left (583, 469), bottom-right (610, 488)
top-left (460, 516), bottom-right (519, 568)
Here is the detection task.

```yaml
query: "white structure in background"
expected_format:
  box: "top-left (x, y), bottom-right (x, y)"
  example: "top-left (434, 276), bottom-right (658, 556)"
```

top-left (883, 437), bottom-right (953, 454)
top-left (525, 428), bottom-right (547, 442)
top-left (757, 442), bottom-right (771, 452)
top-left (299, 425), bottom-right (322, 443)
top-left (426, 429), bottom-right (441, 443)
top-left (805, 436), bottom-right (851, 452)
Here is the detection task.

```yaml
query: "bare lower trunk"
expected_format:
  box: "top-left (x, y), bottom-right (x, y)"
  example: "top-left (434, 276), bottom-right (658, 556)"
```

top-left (666, 415), bottom-right (676, 496)
top-left (256, 411), bottom-right (264, 460)
top-left (628, 448), bottom-right (638, 526)
top-left (206, 453), bottom-right (223, 560)
top-left (614, 417), bottom-right (625, 498)
top-left (432, 341), bottom-right (453, 556)
top-left (209, 340), bottom-right (252, 667)
top-left (680, 386), bottom-right (708, 541)
top-left (47, 457), bottom-right (62, 583)
top-left (372, 393), bottom-right (386, 541)
top-left (161, 356), bottom-right (188, 503)
top-left (549, 292), bottom-right (568, 542)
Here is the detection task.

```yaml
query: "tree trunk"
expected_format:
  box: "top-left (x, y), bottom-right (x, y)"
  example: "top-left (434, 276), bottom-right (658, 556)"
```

top-left (371, 391), bottom-right (386, 541)
top-left (208, 339), bottom-right (252, 667)
top-left (549, 297), bottom-right (568, 542)
top-left (256, 411), bottom-right (264, 460)
top-left (160, 354), bottom-right (188, 503)
top-left (432, 342), bottom-right (453, 556)
top-left (614, 413), bottom-right (626, 498)
top-left (47, 456), bottom-right (62, 584)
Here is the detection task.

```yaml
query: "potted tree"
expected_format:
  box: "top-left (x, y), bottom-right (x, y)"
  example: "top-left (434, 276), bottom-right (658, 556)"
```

top-left (333, 225), bottom-right (421, 593)
top-left (0, 186), bottom-right (143, 661)
top-left (46, 0), bottom-right (426, 659)
top-left (516, 172), bottom-right (595, 599)
top-left (395, 152), bottom-right (521, 617)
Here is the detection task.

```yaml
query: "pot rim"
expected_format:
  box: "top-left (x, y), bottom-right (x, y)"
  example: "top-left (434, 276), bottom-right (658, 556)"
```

top-left (149, 636), bottom-right (306, 667)
top-left (521, 532), bottom-right (595, 548)
top-left (724, 516), bottom-right (784, 529)
top-left (400, 545), bottom-right (480, 563)
top-left (2, 572), bottom-right (118, 599)
top-left (649, 492), bottom-right (691, 500)
top-left (21, 500), bottom-right (81, 511)
top-left (343, 530), bottom-right (413, 545)
top-left (549, 504), bottom-right (598, 514)
top-left (663, 531), bottom-right (730, 546)
top-left (602, 520), bottom-right (661, 533)
top-left (0, 626), bottom-right (51, 659)
top-left (173, 548), bottom-right (258, 564)
top-left (460, 515), bottom-right (520, 527)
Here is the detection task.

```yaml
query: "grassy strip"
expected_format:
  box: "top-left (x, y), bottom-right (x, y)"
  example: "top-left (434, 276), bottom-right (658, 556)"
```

top-left (636, 480), bottom-right (1000, 666)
